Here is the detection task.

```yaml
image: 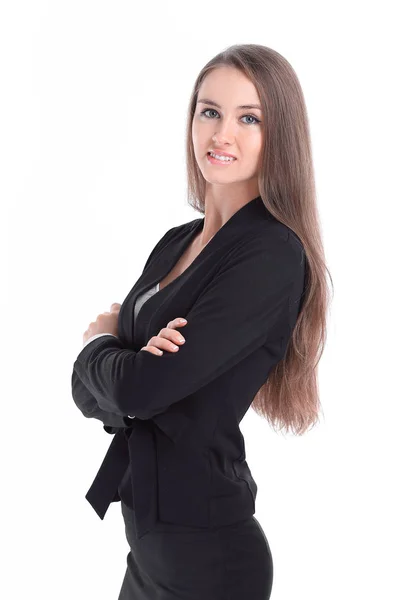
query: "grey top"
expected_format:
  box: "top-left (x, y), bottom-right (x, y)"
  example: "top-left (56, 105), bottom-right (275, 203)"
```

top-left (134, 281), bottom-right (160, 322)
top-left (126, 281), bottom-right (160, 419)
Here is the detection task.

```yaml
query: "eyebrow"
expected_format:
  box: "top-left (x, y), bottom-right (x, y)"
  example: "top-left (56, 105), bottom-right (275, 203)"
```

top-left (197, 98), bottom-right (262, 111)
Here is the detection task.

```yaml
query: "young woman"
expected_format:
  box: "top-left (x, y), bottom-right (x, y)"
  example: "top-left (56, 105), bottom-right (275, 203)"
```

top-left (72, 43), bottom-right (331, 600)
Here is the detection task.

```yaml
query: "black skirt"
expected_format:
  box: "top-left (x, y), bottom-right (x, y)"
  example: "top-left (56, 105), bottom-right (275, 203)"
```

top-left (118, 499), bottom-right (273, 600)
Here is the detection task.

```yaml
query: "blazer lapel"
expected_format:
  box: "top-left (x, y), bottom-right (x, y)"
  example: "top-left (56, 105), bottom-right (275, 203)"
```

top-left (118, 195), bottom-right (274, 348)
top-left (118, 219), bottom-right (202, 346)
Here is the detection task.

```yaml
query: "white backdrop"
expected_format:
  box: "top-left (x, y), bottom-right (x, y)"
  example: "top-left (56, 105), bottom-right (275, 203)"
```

top-left (2, 1), bottom-right (399, 599)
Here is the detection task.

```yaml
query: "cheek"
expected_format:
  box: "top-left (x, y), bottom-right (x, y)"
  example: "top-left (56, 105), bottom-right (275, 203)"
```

top-left (248, 135), bottom-right (263, 163)
top-left (238, 134), bottom-right (262, 164)
top-left (192, 125), bottom-right (212, 160)
top-left (192, 118), bottom-right (210, 141)
top-left (191, 121), bottom-right (202, 149)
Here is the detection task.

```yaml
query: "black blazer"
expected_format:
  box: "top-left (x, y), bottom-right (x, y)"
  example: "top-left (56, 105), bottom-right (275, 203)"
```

top-left (71, 195), bottom-right (306, 539)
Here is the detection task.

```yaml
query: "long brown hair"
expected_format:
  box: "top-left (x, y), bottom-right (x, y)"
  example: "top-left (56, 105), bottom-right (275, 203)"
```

top-left (184, 43), bottom-right (333, 436)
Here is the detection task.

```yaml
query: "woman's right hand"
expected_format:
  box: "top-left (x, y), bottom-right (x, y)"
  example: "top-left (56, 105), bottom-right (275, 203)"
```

top-left (140, 318), bottom-right (188, 356)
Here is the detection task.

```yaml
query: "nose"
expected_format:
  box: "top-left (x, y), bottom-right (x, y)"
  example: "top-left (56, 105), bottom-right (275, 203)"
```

top-left (212, 117), bottom-right (237, 145)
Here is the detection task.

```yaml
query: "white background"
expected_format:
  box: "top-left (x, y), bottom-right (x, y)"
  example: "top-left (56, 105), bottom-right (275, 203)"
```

top-left (2, 1), bottom-right (399, 598)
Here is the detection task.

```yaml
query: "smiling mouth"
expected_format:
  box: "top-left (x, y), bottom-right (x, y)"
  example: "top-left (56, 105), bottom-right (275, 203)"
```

top-left (207, 151), bottom-right (237, 163)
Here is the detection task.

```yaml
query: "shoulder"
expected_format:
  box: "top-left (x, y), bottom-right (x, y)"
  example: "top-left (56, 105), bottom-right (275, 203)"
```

top-left (259, 221), bottom-right (305, 272)
top-left (215, 222), bottom-right (306, 304)
top-left (228, 220), bottom-right (304, 269)
top-left (259, 219), bottom-right (304, 250)
top-left (244, 224), bottom-right (306, 308)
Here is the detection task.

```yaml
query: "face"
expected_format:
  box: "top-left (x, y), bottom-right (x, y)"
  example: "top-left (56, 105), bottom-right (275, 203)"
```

top-left (192, 66), bottom-right (264, 194)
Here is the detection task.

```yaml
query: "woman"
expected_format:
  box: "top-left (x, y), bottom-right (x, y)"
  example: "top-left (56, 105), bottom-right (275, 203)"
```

top-left (72, 43), bottom-right (331, 599)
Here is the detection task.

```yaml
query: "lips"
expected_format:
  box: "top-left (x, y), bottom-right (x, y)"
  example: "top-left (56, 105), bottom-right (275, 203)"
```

top-left (208, 150), bottom-right (237, 159)
top-left (207, 152), bottom-right (236, 166)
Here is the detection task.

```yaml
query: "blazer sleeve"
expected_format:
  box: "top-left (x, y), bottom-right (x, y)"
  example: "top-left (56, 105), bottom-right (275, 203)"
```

top-left (71, 368), bottom-right (135, 433)
top-left (69, 225), bottom-right (180, 432)
top-left (73, 230), bottom-right (305, 420)
top-left (82, 333), bottom-right (118, 349)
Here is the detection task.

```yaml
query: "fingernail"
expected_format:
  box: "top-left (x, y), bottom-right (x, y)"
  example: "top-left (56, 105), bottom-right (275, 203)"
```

top-left (179, 319), bottom-right (187, 323)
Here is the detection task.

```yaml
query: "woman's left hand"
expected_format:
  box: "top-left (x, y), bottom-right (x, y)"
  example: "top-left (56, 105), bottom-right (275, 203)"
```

top-left (83, 303), bottom-right (121, 344)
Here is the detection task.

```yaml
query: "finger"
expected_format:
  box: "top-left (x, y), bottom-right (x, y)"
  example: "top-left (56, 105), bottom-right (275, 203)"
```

top-left (140, 345), bottom-right (163, 356)
top-left (155, 328), bottom-right (186, 346)
top-left (147, 336), bottom-right (181, 352)
top-left (166, 318), bottom-right (188, 329)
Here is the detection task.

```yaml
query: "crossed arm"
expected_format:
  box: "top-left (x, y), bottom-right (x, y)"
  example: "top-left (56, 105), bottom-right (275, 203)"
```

top-left (71, 231), bottom-right (305, 426)
top-left (70, 226), bottom-right (179, 434)
top-left (71, 367), bottom-right (134, 434)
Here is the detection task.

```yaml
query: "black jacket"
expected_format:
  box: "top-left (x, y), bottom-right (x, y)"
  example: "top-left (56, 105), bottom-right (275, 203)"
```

top-left (71, 195), bottom-right (306, 539)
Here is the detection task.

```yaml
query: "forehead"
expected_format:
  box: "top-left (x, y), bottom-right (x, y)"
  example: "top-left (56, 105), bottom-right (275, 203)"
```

top-left (197, 67), bottom-right (261, 108)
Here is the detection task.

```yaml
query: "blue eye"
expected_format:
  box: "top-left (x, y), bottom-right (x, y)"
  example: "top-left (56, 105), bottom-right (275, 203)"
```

top-left (199, 108), bottom-right (261, 125)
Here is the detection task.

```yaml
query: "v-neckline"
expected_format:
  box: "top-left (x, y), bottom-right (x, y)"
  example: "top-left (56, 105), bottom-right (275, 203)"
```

top-left (133, 195), bottom-right (267, 301)
top-left (158, 222), bottom-right (213, 293)
top-left (119, 218), bottom-right (205, 338)
top-left (118, 195), bottom-right (268, 345)
top-left (155, 197), bottom-right (260, 295)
